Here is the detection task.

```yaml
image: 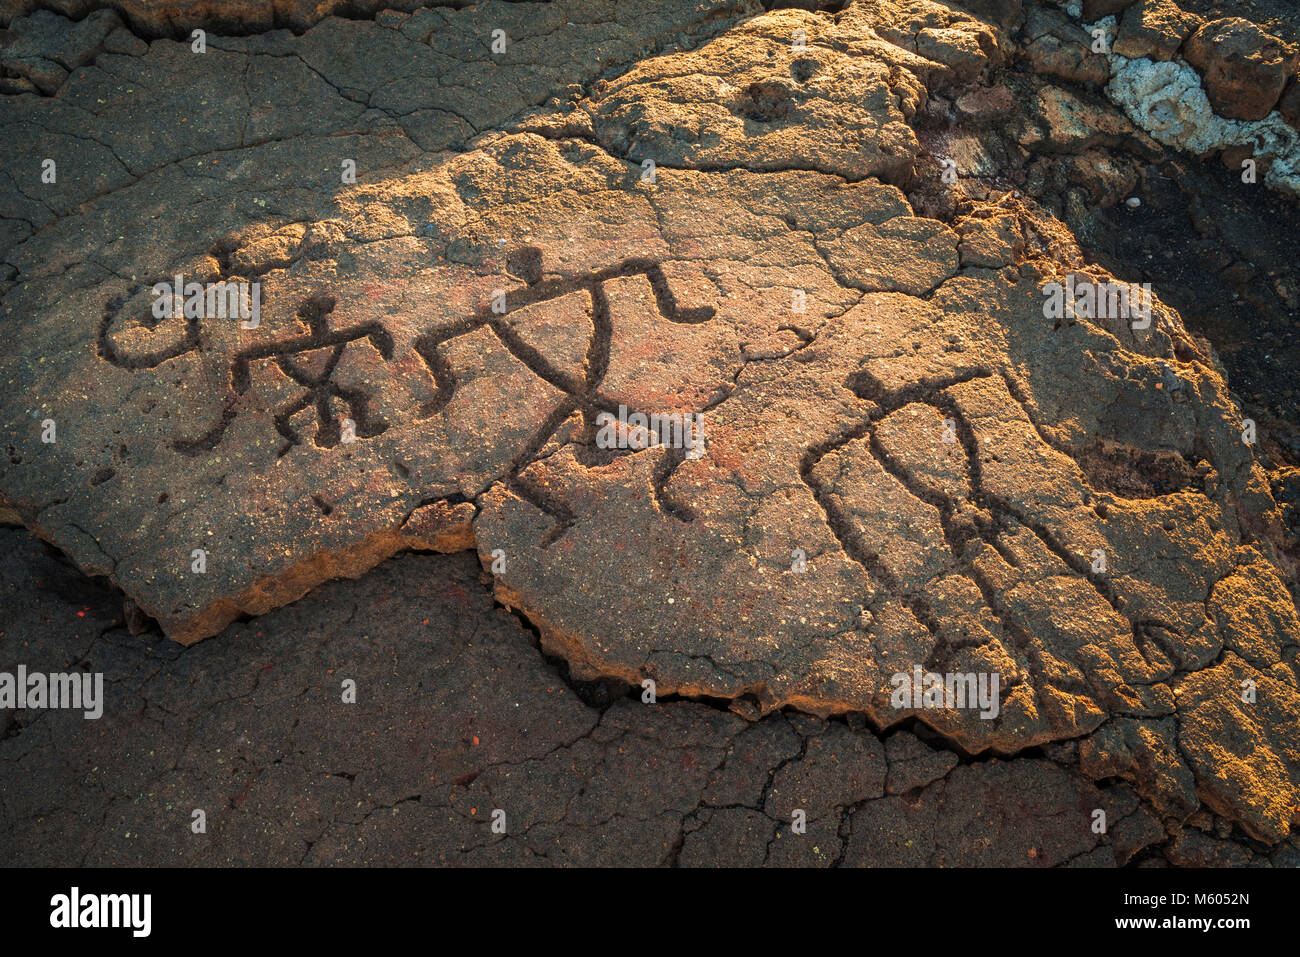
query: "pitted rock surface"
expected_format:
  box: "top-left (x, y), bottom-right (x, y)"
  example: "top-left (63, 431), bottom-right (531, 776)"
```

top-left (3, 0), bottom-right (1300, 852)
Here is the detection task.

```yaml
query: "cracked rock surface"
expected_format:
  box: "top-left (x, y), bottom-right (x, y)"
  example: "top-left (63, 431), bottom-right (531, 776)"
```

top-left (4, 525), bottom-right (1295, 865)
top-left (2, 0), bottom-right (1300, 863)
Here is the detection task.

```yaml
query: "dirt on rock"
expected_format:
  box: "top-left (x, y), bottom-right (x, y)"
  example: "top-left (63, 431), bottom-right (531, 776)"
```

top-left (2, 0), bottom-right (1299, 866)
top-left (4, 525), bottom-right (1292, 866)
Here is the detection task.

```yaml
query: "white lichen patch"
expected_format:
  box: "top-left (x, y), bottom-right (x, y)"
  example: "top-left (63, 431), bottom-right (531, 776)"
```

top-left (1107, 56), bottom-right (1300, 195)
top-left (1077, 17), bottom-right (1300, 197)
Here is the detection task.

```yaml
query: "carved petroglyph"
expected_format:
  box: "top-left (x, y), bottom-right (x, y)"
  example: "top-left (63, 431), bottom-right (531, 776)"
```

top-left (98, 252), bottom-right (719, 468)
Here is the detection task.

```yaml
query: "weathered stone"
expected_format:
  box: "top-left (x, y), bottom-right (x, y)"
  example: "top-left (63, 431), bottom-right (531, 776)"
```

top-left (1016, 82), bottom-right (1145, 152)
top-left (1082, 0), bottom-right (1135, 21)
top-left (1079, 717), bottom-right (1199, 819)
top-left (958, 0), bottom-right (1023, 29)
top-left (817, 215), bottom-right (960, 295)
top-left (763, 721), bottom-right (886, 821)
top-left (2, 0), bottom-right (1299, 858)
top-left (955, 83), bottom-right (1017, 122)
top-left (0, 8), bottom-right (120, 93)
top-left (1, 0), bottom-right (729, 39)
top-left (1113, 0), bottom-right (1200, 61)
top-left (1022, 7), bottom-right (1112, 86)
top-left (844, 0), bottom-right (1006, 89)
top-left (955, 202), bottom-right (1026, 267)
top-left (1280, 77), bottom-right (1300, 127)
top-left (1103, 55), bottom-right (1300, 194)
top-left (4, 524), bottom-right (1170, 866)
top-left (401, 500), bottom-right (477, 552)
top-left (1175, 654), bottom-right (1300, 843)
top-left (1164, 826), bottom-right (1254, 867)
top-left (1064, 149), bottom-right (1138, 205)
top-left (884, 731), bottom-right (959, 794)
top-left (844, 760), bottom-right (1115, 866)
top-left (584, 9), bottom-right (930, 183)
top-left (1183, 17), bottom-right (1300, 121)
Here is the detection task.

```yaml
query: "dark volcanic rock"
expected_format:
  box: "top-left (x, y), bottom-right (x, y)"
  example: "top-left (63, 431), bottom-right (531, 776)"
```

top-left (1113, 0), bottom-right (1201, 61)
top-left (1021, 6), bottom-right (1111, 87)
top-left (1183, 17), bottom-right (1300, 121)
top-left (0, 0), bottom-right (490, 37)
top-left (2, 0), bottom-right (1299, 859)
top-left (0, 524), bottom-right (1172, 866)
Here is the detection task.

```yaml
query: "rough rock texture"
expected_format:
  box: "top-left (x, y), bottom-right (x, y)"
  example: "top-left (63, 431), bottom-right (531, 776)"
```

top-left (1281, 78), bottom-right (1300, 128)
top-left (584, 9), bottom-right (936, 183)
top-left (0, 8), bottom-right (126, 94)
top-left (1113, 0), bottom-right (1200, 62)
top-left (5, 525), bottom-right (1295, 865)
top-left (2, 0), bottom-right (1300, 862)
top-left (1103, 57), bottom-right (1300, 194)
top-left (1022, 5), bottom-right (1111, 86)
top-left (1039, 3), bottom-right (1300, 198)
top-left (0, 0), bottom-right (482, 36)
top-left (1081, 0), bottom-right (1130, 23)
top-left (1183, 17), bottom-right (1299, 122)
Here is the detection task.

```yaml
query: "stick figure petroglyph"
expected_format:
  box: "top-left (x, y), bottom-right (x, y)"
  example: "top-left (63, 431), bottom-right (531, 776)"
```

top-left (98, 250), bottom-right (719, 516)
